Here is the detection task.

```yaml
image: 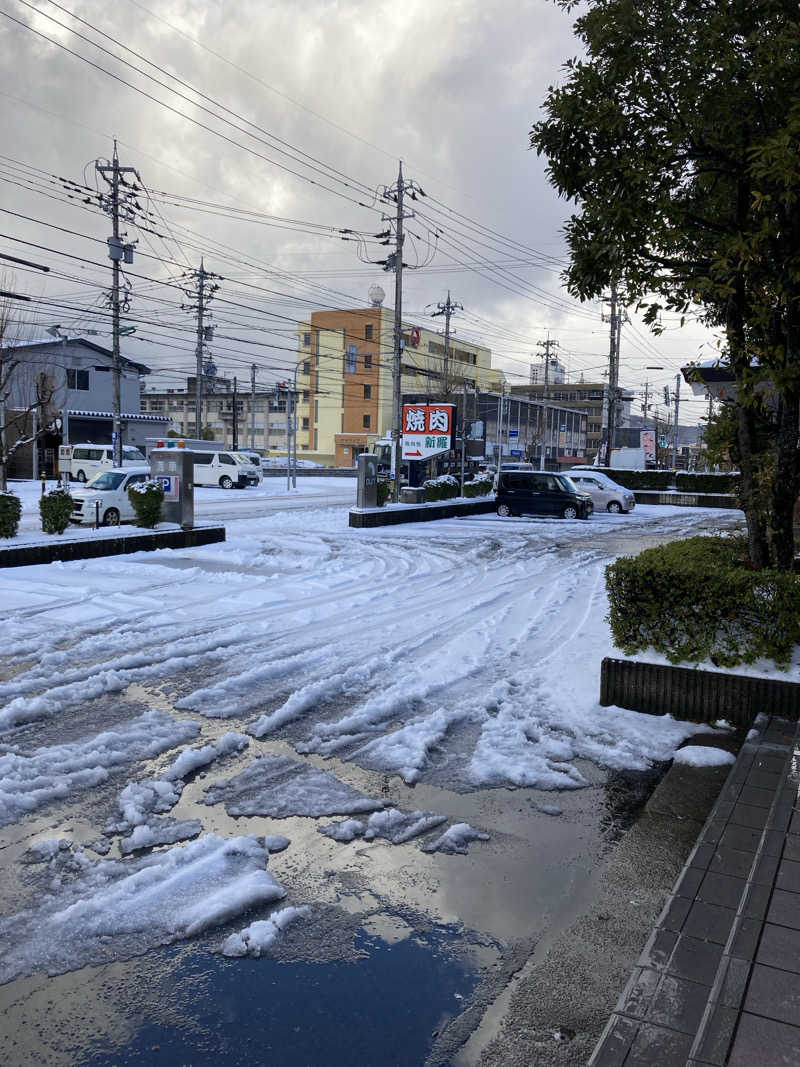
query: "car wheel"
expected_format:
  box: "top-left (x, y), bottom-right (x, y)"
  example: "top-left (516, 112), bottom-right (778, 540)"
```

top-left (102, 507), bottom-right (120, 526)
top-left (496, 503), bottom-right (513, 517)
top-left (219, 476), bottom-right (234, 489)
top-left (76, 470), bottom-right (87, 483)
top-left (561, 505), bottom-right (579, 520)
top-left (607, 500), bottom-right (622, 514)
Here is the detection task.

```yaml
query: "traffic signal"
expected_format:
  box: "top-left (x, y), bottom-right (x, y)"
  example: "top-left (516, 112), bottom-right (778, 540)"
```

top-left (663, 386), bottom-right (670, 406)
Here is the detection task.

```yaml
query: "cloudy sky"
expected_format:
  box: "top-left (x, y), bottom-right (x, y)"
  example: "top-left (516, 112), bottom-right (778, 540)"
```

top-left (1, 0), bottom-right (715, 422)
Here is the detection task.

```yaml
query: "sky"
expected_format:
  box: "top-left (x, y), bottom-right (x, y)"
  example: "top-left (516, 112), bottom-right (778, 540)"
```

top-left (0, 0), bottom-right (716, 424)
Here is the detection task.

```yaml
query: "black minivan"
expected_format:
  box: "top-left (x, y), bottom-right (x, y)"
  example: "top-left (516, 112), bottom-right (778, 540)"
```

top-left (495, 471), bottom-right (593, 519)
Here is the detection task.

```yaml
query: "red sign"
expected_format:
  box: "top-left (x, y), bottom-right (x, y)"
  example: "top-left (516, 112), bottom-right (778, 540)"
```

top-left (401, 404), bottom-right (456, 460)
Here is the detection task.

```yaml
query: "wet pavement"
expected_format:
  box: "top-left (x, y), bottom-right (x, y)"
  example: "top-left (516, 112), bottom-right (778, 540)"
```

top-left (589, 715), bottom-right (800, 1067)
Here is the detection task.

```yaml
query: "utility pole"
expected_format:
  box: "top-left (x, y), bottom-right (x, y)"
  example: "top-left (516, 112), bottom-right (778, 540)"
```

top-left (250, 363), bottom-right (256, 450)
top-left (601, 285), bottom-right (620, 468)
top-left (232, 376), bottom-right (238, 451)
top-left (460, 379), bottom-right (468, 493)
top-left (96, 141), bottom-right (138, 467)
top-left (183, 260), bottom-right (221, 439)
top-left (537, 334), bottom-right (559, 470)
top-left (431, 291), bottom-right (463, 396)
top-left (672, 374), bottom-right (681, 470)
top-left (381, 162), bottom-right (423, 502)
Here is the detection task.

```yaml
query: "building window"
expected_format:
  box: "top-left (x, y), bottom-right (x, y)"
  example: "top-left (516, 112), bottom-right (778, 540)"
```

top-left (314, 400), bottom-right (319, 422)
top-left (302, 361), bottom-right (310, 375)
top-left (364, 354), bottom-right (373, 369)
top-left (302, 390), bottom-right (310, 402)
top-left (302, 417), bottom-right (310, 430)
top-left (363, 384), bottom-right (371, 399)
top-left (365, 324), bottom-right (373, 340)
top-left (362, 414), bottom-right (371, 429)
top-left (314, 430), bottom-right (318, 450)
top-left (346, 344), bottom-right (358, 374)
top-left (303, 332), bottom-right (311, 347)
top-left (67, 368), bottom-right (89, 390)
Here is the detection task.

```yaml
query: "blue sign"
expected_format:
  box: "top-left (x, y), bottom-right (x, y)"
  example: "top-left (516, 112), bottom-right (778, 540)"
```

top-left (510, 448), bottom-right (523, 457)
top-left (155, 475), bottom-right (180, 502)
top-left (508, 429), bottom-right (519, 438)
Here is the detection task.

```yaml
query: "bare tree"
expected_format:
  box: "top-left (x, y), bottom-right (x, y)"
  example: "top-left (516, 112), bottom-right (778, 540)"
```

top-left (0, 280), bottom-right (65, 492)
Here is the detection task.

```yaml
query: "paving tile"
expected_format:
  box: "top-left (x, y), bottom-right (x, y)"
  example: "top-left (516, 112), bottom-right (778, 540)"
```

top-left (676, 865), bottom-right (705, 899)
top-left (646, 973), bottom-right (709, 1034)
top-left (661, 894), bottom-right (692, 934)
top-left (790, 811), bottom-right (800, 836)
top-left (715, 955), bottom-right (751, 1009)
top-left (752, 850), bottom-right (781, 886)
top-left (767, 888), bottom-right (800, 931)
top-left (587, 1014), bottom-right (638, 1067)
top-left (763, 829), bottom-right (787, 857)
top-left (708, 845), bottom-right (754, 881)
top-left (784, 833), bottom-right (800, 863)
top-left (698, 870), bottom-right (747, 910)
top-left (683, 900), bottom-right (737, 945)
top-left (730, 802), bottom-right (772, 830)
top-left (752, 755), bottom-right (789, 775)
top-left (666, 935), bottom-right (723, 986)
top-left (638, 928), bottom-right (678, 971)
top-left (688, 841), bottom-right (717, 871)
top-left (776, 858), bottom-right (800, 894)
top-left (741, 881), bottom-right (773, 922)
top-left (743, 962), bottom-right (800, 1027)
top-left (718, 824), bottom-right (762, 854)
top-left (746, 770), bottom-right (783, 791)
top-left (624, 1022), bottom-right (694, 1066)
top-left (738, 784), bottom-right (779, 809)
top-left (689, 1002), bottom-right (738, 1066)
top-left (768, 803), bottom-right (794, 834)
top-left (756, 922), bottom-right (800, 974)
top-left (727, 917), bottom-right (763, 961)
top-left (712, 799), bottom-right (735, 823)
top-left (616, 967), bottom-right (660, 1020)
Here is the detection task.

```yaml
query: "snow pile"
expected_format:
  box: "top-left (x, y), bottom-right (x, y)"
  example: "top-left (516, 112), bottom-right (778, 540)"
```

top-left (119, 818), bottom-right (203, 854)
top-left (202, 755), bottom-right (384, 818)
top-left (264, 835), bottom-right (290, 853)
top-left (0, 834), bottom-right (285, 984)
top-left (24, 838), bottom-right (71, 863)
top-left (221, 905), bottom-right (309, 957)
top-left (319, 808), bottom-right (446, 845)
top-left (117, 778), bottom-right (184, 827)
top-left (673, 746), bottom-right (736, 767)
top-left (422, 823), bottom-right (490, 854)
top-left (354, 707), bottom-right (468, 784)
top-left (0, 710), bottom-right (199, 828)
top-left (163, 732), bottom-right (249, 780)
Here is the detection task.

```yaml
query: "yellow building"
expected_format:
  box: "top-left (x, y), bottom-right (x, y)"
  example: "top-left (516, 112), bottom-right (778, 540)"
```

top-left (294, 298), bottom-right (496, 466)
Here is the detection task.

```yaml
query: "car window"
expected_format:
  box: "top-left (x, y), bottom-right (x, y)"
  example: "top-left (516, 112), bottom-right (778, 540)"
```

top-left (88, 449), bottom-right (104, 461)
top-left (192, 453), bottom-right (213, 465)
top-left (87, 472), bottom-right (125, 490)
top-left (73, 448), bottom-right (88, 460)
top-left (125, 474), bottom-right (147, 487)
top-left (123, 446), bottom-right (146, 461)
top-left (219, 454), bottom-right (235, 465)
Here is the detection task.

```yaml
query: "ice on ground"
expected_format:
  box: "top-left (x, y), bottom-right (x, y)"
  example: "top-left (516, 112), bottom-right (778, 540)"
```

top-left (221, 905), bottom-right (309, 957)
top-left (0, 710), bottom-right (199, 828)
top-left (24, 838), bottom-right (71, 863)
top-left (119, 818), bottom-right (203, 854)
top-left (163, 732), bottom-right (249, 780)
top-left (201, 755), bottom-right (384, 818)
top-left (422, 823), bottom-right (490, 854)
top-left (320, 808), bottom-right (446, 846)
top-left (117, 779), bottom-right (184, 827)
top-left (0, 834), bottom-right (285, 985)
top-left (264, 835), bottom-right (290, 853)
top-left (673, 746), bottom-right (736, 767)
top-left (354, 707), bottom-right (468, 784)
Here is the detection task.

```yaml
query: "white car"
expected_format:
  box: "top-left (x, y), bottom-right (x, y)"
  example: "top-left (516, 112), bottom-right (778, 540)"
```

top-left (69, 466), bottom-right (152, 526)
top-left (60, 443), bottom-right (147, 483)
top-left (563, 470), bottom-right (636, 513)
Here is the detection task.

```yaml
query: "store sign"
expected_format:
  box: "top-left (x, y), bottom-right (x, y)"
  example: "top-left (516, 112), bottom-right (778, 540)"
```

top-left (401, 404), bottom-right (456, 460)
top-left (641, 429), bottom-right (656, 461)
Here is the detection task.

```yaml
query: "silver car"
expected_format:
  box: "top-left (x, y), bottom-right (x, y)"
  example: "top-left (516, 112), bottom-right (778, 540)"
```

top-left (564, 470), bottom-right (636, 514)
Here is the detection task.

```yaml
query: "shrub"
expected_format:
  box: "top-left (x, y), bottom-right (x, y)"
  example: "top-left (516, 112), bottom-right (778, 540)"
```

top-left (590, 467), bottom-right (672, 490)
top-left (462, 476), bottom-right (494, 498)
top-left (423, 474), bottom-right (460, 502)
top-left (376, 480), bottom-right (390, 507)
top-left (606, 535), bottom-right (800, 668)
top-left (128, 479), bottom-right (164, 528)
top-left (675, 472), bottom-right (739, 494)
top-left (0, 492), bottom-right (21, 538)
top-left (39, 489), bottom-right (74, 535)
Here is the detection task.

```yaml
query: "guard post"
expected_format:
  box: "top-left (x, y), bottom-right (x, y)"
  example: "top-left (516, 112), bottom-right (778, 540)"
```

top-left (150, 447), bottom-right (194, 529)
top-left (356, 452), bottom-right (378, 508)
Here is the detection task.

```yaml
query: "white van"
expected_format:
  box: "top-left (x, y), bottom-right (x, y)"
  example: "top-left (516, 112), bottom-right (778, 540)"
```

top-left (188, 450), bottom-right (260, 489)
top-left (60, 443), bottom-right (147, 483)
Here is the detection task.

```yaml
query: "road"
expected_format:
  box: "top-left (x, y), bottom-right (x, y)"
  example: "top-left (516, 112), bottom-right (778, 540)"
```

top-left (0, 495), bottom-right (745, 1066)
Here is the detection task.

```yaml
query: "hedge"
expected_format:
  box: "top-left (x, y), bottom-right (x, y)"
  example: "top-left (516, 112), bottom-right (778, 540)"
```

top-left (589, 468), bottom-right (672, 490)
top-left (580, 468), bottom-right (739, 494)
top-left (129, 479), bottom-right (164, 528)
top-left (376, 481), bottom-right (390, 507)
top-left (462, 476), bottom-right (493, 498)
top-left (424, 474), bottom-right (460, 502)
top-left (606, 535), bottom-right (800, 668)
top-left (675, 472), bottom-right (739, 494)
top-left (0, 492), bottom-right (21, 538)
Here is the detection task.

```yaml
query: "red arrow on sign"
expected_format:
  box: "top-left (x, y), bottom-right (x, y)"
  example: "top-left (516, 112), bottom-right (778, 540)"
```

top-left (405, 449), bottom-right (422, 456)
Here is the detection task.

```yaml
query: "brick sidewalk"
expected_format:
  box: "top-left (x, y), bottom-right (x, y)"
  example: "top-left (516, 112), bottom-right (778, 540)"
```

top-left (589, 715), bottom-right (800, 1066)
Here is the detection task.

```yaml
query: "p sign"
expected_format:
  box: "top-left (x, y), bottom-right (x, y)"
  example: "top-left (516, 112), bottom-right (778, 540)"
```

top-left (155, 475), bottom-right (180, 502)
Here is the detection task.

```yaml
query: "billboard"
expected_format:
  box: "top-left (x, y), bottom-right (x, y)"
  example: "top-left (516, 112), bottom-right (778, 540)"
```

top-left (640, 429), bottom-right (656, 462)
top-left (401, 404), bottom-right (456, 460)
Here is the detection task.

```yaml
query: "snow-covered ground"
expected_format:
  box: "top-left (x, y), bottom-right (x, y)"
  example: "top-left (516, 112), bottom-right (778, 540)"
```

top-left (0, 491), bottom-right (777, 1058)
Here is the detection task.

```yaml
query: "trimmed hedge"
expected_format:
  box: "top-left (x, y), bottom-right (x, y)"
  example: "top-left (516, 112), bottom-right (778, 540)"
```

top-left (423, 474), bottom-right (460, 502)
top-left (588, 467), bottom-right (672, 490)
top-left (376, 481), bottom-right (390, 507)
top-left (0, 492), bottom-right (21, 538)
top-left (675, 472), bottom-right (739, 494)
top-left (128, 479), bottom-right (164, 528)
top-left (606, 535), bottom-right (800, 668)
top-left (462, 476), bottom-right (493, 498)
top-left (39, 489), bottom-right (74, 535)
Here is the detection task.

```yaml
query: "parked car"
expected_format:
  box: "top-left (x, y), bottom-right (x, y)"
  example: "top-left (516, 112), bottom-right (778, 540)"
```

top-left (187, 450), bottom-right (260, 489)
top-left (70, 466), bottom-right (152, 526)
top-left (60, 443), bottom-right (147, 483)
top-left (563, 469), bottom-right (636, 514)
top-left (495, 471), bottom-right (593, 519)
top-left (234, 450), bottom-right (264, 483)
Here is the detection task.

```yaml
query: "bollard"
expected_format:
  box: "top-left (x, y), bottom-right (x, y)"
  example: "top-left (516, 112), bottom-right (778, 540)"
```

top-left (40, 472), bottom-right (46, 497)
top-left (95, 500), bottom-right (100, 529)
